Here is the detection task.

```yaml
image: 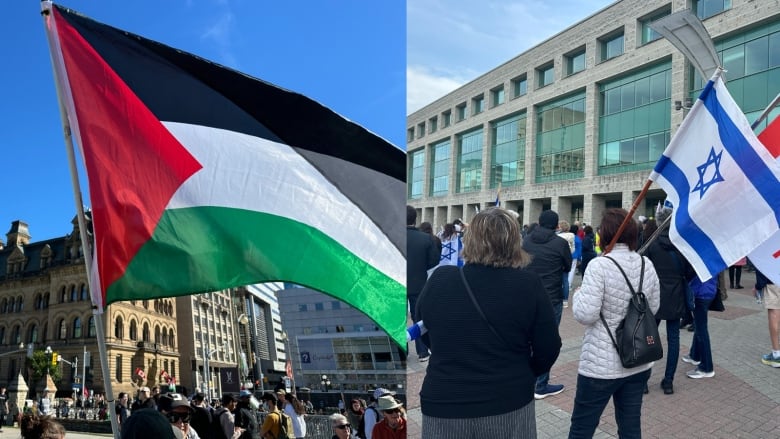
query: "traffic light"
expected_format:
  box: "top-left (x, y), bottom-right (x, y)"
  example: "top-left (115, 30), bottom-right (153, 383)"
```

top-left (51, 352), bottom-right (58, 367)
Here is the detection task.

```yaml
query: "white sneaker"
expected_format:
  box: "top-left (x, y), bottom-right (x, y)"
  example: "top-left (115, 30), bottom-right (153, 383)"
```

top-left (681, 355), bottom-right (701, 366)
top-left (686, 369), bottom-right (715, 379)
top-left (563, 301), bottom-right (569, 308)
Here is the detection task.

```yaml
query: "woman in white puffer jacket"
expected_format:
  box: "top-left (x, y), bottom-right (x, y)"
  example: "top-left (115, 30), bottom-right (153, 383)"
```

top-left (569, 208), bottom-right (660, 439)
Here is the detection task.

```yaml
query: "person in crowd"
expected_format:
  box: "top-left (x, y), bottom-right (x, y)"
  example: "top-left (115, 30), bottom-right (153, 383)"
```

top-left (418, 207), bottom-right (561, 438)
top-left (729, 257), bottom-right (747, 289)
top-left (38, 389), bottom-right (52, 416)
top-left (189, 392), bottom-right (215, 439)
top-left (683, 275), bottom-right (719, 379)
top-left (235, 390), bottom-right (259, 439)
top-left (640, 218), bottom-right (658, 249)
top-left (121, 408), bottom-right (176, 439)
top-left (330, 413), bottom-right (352, 439)
top-left (754, 266), bottom-right (780, 367)
top-left (557, 220), bottom-right (576, 309)
top-left (20, 414), bottom-right (66, 439)
top-left (580, 225), bottom-right (598, 276)
top-left (214, 394), bottom-right (240, 439)
top-left (360, 388), bottom-right (392, 439)
top-left (569, 208), bottom-right (660, 438)
top-left (419, 222), bottom-right (442, 277)
top-left (284, 393), bottom-right (307, 439)
top-left (116, 392), bottom-right (129, 428)
top-left (522, 209), bottom-right (571, 399)
top-left (152, 386), bottom-right (163, 408)
top-left (407, 205), bottom-right (440, 363)
top-left (346, 398), bottom-right (364, 438)
top-left (567, 223), bottom-right (582, 307)
top-left (643, 207), bottom-right (687, 395)
top-left (160, 393), bottom-right (200, 439)
top-left (438, 223), bottom-right (463, 268)
top-left (131, 387), bottom-right (156, 411)
top-left (370, 396), bottom-right (406, 439)
top-left (0, 386), bottom-right (8, 433)
top-left (260, 391), bottom-right (292, 439)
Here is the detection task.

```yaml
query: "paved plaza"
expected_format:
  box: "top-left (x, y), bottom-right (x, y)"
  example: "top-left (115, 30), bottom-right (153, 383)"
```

top-left (407, 271), bottom-right (780, 438)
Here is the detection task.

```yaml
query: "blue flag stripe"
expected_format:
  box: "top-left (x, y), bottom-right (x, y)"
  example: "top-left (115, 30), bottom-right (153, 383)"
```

top-left (654, 154), bottom-right (727, 275)
top-left (703, 85), bottom-right (780, 223)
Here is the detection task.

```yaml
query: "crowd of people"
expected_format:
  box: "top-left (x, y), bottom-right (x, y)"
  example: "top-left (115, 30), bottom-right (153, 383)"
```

top-left (408, 203), bottom-right (777, 438)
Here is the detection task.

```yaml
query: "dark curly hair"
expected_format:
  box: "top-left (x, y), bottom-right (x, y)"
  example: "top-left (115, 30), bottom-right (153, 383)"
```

top-left (20, 414), bottom-right (65, 439)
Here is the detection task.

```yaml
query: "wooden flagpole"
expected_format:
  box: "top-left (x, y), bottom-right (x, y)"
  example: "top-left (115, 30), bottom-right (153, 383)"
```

top-left (41, 2), bottom-right (121, 438)
top-left (603, 179), bottom-right (653, 254)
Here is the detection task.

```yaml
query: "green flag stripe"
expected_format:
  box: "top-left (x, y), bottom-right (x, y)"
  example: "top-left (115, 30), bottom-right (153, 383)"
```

top-left (106, 206), bottom-right (406, 347)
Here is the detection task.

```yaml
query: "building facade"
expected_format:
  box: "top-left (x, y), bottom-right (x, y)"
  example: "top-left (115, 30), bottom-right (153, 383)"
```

top-left (275, 285), bottom-right (405, 406)
top-left (407, 0), bottom-right (780, 228)
top-left (0, 217), bottom-right (180, 398)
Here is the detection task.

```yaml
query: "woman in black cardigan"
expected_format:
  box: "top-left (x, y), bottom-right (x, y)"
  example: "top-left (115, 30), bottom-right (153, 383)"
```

top-left (416, 207), bottom-right (562, 439)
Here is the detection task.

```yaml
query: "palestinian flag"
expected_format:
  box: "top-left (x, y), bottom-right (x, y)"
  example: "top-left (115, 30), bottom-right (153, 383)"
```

top-left (44, 4), bottom-right (406, 346)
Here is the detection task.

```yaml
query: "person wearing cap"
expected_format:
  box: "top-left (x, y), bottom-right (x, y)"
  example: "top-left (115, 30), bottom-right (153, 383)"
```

top-left (259, 392), bottom-right (292, 439)
top-left (234, 390), bottom-right (259, 439)
top-left (121, 409), bottom-right (176, 439)
top-left (361, 388), bottom-right (393, 439)
top-left (158, 393), bottom-right (199, 439)
top-left (370, 396), bottom-right (405, 439)
top-left (213, 393), bottom-right (240, 439)
top-left (522, 209), bottom-right (571, 399)
top-left (131, 386), bottom-right (157, 411)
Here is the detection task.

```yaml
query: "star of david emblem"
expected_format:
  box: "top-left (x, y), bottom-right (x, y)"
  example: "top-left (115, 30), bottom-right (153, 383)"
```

top-left (691, 147), bottom-right (725, 199)
top-left (441, 242), bottom-right (456, 262)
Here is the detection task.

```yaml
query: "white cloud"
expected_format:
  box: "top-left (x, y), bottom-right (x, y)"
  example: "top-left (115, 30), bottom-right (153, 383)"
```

top-left (408, 0), bottom-right (614, 112)
top-left (201, 11), bottom-right (238, 67)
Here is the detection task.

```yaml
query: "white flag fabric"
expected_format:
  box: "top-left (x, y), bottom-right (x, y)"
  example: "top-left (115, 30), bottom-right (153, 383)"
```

top-left (648, 70), bottom-right (780, 281)
top-left (748, 116), bottom-right (780, 284)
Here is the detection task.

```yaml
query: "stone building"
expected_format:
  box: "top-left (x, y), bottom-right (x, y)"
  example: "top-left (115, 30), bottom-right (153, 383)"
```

top-left (407, 0), bottom-right (780, 227)
top-left (0, 216), bottom-right (179, 399)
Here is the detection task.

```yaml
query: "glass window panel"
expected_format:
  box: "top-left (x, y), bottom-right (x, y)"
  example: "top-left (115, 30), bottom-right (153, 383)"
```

top-left (604, 34), bottom-right (624, 60)
top-left (742, 72), bottom-right (769, 113)
top-left (722, 46), bottom-right (745, 79)
top-left (604, 89), bottom-right (620, 115)
top-left (633, 105), bottom-right (650, 135)
top-left (620, 139), bottom-right (635, 164)
top-left (770, 32), bottom-right (780, 68)
top-left (572, 100), bottom-right (585, 123)
top-left (635, 76), bottom-right (650, 106)
top-left (634, 136), bottom-right (650, 163)
top-left (621, 83), bottom-right (635, 111)
top-left (606, 142), bottom-right (620, 166)
top-left (649, 132), bottom-right (667, 159)
top-left (745, 36), bottom-right (769, 75)
top-left (649, 72), bottom-right (666, 102)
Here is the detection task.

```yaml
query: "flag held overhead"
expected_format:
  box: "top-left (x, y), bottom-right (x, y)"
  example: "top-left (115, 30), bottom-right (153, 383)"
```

top-left (45, 4), bottom-right (406, 347)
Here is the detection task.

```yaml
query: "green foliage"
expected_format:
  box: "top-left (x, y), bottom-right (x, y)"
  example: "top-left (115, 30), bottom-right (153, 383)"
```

top-left (25, 350), bottom-right (62, 384)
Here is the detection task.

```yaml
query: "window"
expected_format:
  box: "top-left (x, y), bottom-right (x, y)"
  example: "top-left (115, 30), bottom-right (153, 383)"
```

top-left (15, 297), bottom-right (22, 312)
top-left (442, 110), bottom-right (452, 127)
top-left (70, 285), bottom-right (77, 302)
top-left (491, 113), bottom-right (527, 188)
top-left (566, 49), bottom-right (586, 76)
top-left (155, 325), bottom-right (161, 344)
top-left (28, 325), bottom-right (38, 343)
top-left (600, 30), bottom-right (625, 62)
top-left (694, 0), bottom-right (731, 20)
top-left (536, 63), bottom-right (554, 88)
top-left (115, 317), bottom-right (124, 339)
top-left (315, 303), bottom-right (324, 311)
top-left (12, 326), bottom-right (20, 345)
top-left (143, 323), bottom-right (150, 342)
top-left (428, 116), bottom-right (438, 133)
top-left (512, 75), bottom-right (527, 97)
top-left (417, 122), bottom-right (425, 139)
top-left (457, 129), bottom-right (484, 193)
top-left (408, 149), bottom-right (425, 199)
top-left (430, 140), bottom-right (451, 196)
top-left (407, 128), bottom-right (414, 143)
top-left (640, 7), bottom-right (671, 45)
top-left (472, 95), bottom-right (485, 115)
top-left (130, 320), bottom-right (138, 341)
top-left (456, 103), bottom-right (467, 121)
top-left (0, 327), bottom-right (5, 345)
top-left (170, 330), bottom-right (175, 349)
top-left (80, 284), bottom-right (88, 301)
top-left (116, 355), bottom-right (123, 382)
top-left (536, 93), bottom-right (587, 182)
top-left (332, 301), bottom-right (341, 310)
top-left (73, 318), bottom-right (82, 338)
top-left (59, 320), bottom-right (67, 339)
top-left (88, 317), bottom-right (96, 337)
top-left (491, 86), bottom-right (505, 107)
top-left (298, 304), bottom-right (308, 312)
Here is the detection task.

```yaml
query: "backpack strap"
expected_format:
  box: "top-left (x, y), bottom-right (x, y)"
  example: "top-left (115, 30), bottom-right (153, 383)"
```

top-left (599, 255), bottom-right (645, 350)
top-left (459, 267), bottom-right (512, 348)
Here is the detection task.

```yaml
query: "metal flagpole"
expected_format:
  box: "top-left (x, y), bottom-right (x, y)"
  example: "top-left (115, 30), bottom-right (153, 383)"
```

top-left (40, 2), bottom-right (120, 437)
top-left (751, 93), bottom-right (780, 130)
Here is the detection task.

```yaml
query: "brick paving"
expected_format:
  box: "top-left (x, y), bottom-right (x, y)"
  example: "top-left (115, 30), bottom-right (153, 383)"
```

top-left (407, 271), bottom-right (780, 438)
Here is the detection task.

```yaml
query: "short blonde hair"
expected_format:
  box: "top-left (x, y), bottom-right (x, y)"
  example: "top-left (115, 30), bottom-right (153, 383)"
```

top-left (462, 208), bottom-right (531, 268)
top-left (558, 220), bottom-right (570, 232)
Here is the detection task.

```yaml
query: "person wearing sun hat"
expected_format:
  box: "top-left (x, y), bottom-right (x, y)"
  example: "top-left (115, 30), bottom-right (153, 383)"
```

top-left (370, 395), bottom-right (405, 439)
top-left (361, 387), bottom-right (394, 439)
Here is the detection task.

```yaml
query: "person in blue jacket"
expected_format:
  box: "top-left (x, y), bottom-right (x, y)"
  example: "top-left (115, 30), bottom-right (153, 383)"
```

top-left (682, 275), bottom-right (718, 379)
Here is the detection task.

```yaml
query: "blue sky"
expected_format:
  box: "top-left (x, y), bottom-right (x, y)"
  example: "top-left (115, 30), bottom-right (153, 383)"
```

top-left (2, 0), bottom-right (405, 242)
top-left (407, 0), bottom-right (615, 113)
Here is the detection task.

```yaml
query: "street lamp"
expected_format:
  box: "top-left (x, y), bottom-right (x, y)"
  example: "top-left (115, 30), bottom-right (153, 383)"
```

top-left (320, 374), bottom-right (331, 392)
top-left (45, 346), bottom-right (53, 375)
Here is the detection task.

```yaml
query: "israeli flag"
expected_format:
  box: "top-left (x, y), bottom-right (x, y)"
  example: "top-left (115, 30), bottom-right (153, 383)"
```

top-left (648, 69), bottom-right (780, 281)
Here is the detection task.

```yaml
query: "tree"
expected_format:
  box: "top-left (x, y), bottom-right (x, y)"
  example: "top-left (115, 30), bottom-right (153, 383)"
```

top-left (25, 350), bottom-right (62, 384)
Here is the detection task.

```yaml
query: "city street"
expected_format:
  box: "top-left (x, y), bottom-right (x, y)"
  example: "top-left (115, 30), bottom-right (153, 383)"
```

top-left (407, 271), bottom-right (780, 438)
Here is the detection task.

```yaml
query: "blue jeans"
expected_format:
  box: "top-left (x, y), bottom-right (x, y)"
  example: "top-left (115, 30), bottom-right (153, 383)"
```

top-left (562, 273), bottom-right (570, 301)
top-left (408, 294), bottom-right (429, 358)
top-left (568, 369), bottom-right (651, 439)
top-left (689, 297), bottom-right (714, 372)
top-left (656, 318), bottom-right (680, 381)
top-left (536, 300), bottom-right (563, 391)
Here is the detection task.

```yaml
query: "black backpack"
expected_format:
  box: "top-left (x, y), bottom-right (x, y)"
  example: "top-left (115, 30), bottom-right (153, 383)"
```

top-left (211, 408), bottom-right (230, 439)
top-left (235, 407), bottom-right (259, 439)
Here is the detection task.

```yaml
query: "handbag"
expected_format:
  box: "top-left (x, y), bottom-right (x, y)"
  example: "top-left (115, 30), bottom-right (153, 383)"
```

top-left (600, 256), bottom-right (664, 368)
